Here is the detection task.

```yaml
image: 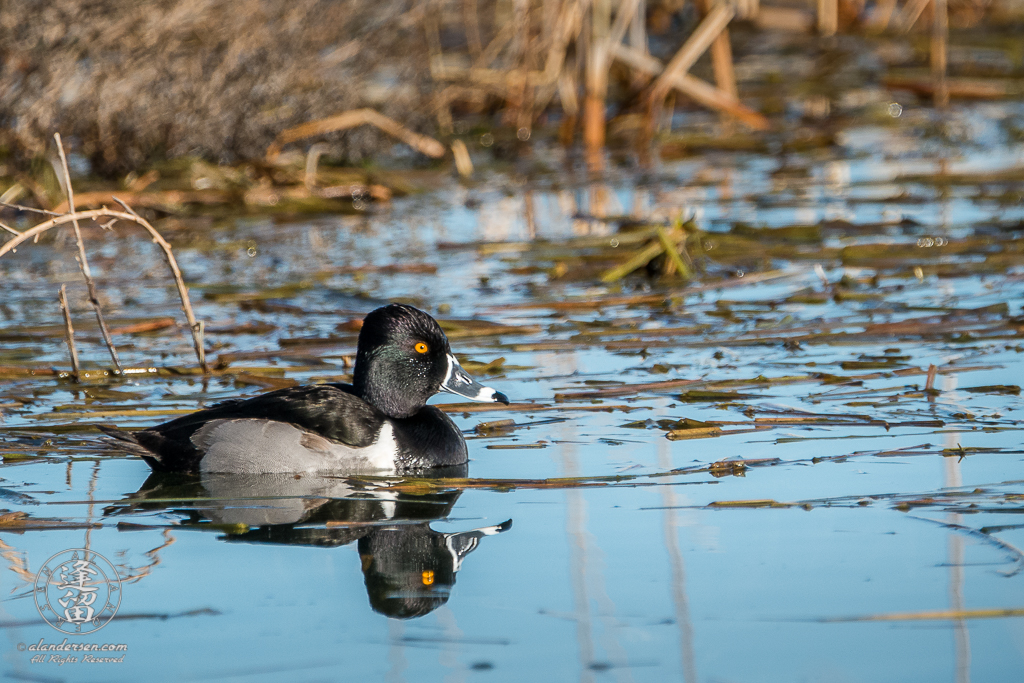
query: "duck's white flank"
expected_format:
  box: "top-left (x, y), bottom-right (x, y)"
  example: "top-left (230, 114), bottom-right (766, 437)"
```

top-left (194, 419), bottom-right (399, 474)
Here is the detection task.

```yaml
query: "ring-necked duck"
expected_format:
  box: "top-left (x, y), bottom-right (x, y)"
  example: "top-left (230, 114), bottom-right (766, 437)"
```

top-left (103, 304), bottom-right (509, 473)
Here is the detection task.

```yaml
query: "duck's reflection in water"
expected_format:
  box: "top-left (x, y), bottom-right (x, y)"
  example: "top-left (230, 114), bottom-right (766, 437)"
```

top-left (108, 465), bottom-right (511, 619)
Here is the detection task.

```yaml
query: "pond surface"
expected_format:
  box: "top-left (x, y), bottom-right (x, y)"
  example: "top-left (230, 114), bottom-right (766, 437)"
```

top-left (2, 102), bottom-right (1024, 681)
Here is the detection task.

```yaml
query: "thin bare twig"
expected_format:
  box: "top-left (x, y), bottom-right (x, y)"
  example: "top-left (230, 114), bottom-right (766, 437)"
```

top-left (0, 200), bottom-right (61, 217)
top-left (58, 284), bottom-right (81, 380)
top-left (54, 133), bottom-right (123, 374)
top-left (0, 222), bottom-right (19, 236)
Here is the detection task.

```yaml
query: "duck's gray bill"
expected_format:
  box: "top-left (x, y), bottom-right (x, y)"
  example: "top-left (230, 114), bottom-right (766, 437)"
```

top-left (442, 354), bottom-right (510, 404)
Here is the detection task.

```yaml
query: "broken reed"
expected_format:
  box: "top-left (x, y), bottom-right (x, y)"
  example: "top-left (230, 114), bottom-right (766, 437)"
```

top-left (425, 0), bottom-right (768, 172)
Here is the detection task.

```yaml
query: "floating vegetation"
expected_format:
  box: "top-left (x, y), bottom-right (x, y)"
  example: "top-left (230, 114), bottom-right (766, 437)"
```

top-left (2, 65), bottom-right (1024, 677)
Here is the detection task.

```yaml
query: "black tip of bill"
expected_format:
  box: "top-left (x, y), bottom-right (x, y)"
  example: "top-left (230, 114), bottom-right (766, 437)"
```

top-left (493, 391), bottom-right (510, 405)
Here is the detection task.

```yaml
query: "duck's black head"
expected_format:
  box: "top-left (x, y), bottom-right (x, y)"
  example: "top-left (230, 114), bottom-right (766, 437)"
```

top-left (353, 304), bottom-right (509, 419)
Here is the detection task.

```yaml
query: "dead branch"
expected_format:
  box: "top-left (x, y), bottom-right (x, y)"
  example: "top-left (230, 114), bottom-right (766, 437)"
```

top-left (54, 133), bottom-right (123, 374)
top-left (0, 201), bottom-right (60, 216)
top-left (58, 284), bottom-right (81, 381)
top-left (0, 206), bottom-right (208, 373)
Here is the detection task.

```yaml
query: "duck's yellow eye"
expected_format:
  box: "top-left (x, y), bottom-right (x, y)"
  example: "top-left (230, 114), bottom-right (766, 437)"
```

top-left (415, 342), bottom-right (429, 354)
top-left (422, 570), bottom-right (435, 585)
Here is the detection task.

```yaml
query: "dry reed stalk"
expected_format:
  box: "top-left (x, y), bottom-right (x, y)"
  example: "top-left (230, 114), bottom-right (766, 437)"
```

top-left (474, 23), bottom-right (516, 70)
top-left (451, 139), bottom-right (474, 177)
top-left (584, 0), bottom-right (611, 170)
top-left (693, 0), bottom-right (739, 101)
top-left (54, 133), bottom-right (123, 374)
top-left (439, 0), bottom-right (593, 131)
top-left (266, 109), bottom-right (446, 162)
top-left (463, 0), bottom-right (484, 57)
top-left (557, 68), bottom-right (580, 116)
top-left (638, 2), bottom-right (770, 142)
top-left (304, 143), bottom-right (330, 191)
top-left (932, 0), bottom-right (949, 107)
top-left (650, 5), bottom-right (735, 105)
top-left (628, 0), bottom-right (647, 47)
top-left (430, 0), bottom-right (592, 137)
top-left (424, 5), bottom-right (446, 78)
top-left (511, 0), bottom-right (531, 74)
top-left (616, 45), bottom-right (770, 129)
top-left (662, 92), bottom-right (676, 132)
top-left (523, 190), bottom-right (537, 239)
top-left (0, 182), bottom-right (24, 206)
top-left (434, 94), bottom-right (456, 136)
top-left (628, 0), bottom-right (651, 88)
top-left (558, 63), bottom-right (580, 146)
top-left (58, 284), bottom-right (81, 381)
top-left (530, 80), bottom-right (560, 122)
top-left (540, 0), bottom-right (589, 83)
top-left (818, 0), bottom-right (839, 34)
top-left (709, 28), bottom-right (738, 100)
top-left (0, 205), bottom-right (208, 372)
top-left (607, 0), bottom-right (643, 62)
top-left (299, 143), bottom-right (389, 200)
top-left (868, 0), bottom-right (899, 29)
top-left (896, 0), bottom-right (932, 31)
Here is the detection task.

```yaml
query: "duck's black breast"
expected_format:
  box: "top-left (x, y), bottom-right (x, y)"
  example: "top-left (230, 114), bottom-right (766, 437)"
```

top-left (135, 384), bottom-right (385, 472)
top-left (391, 406), bottom-right (468, 470)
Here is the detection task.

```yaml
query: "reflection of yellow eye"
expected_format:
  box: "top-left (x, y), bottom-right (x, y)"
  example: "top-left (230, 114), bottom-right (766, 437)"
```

top-left (421, 570), bottom-right (435, 585)
top-left (415, 342), bottom-right (429, 354)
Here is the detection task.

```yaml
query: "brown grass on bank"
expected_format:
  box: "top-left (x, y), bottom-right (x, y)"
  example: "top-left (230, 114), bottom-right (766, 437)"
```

top-left (0, 0), bottom-right (433, 175)
top-left (0, 0), bottom-right (1019, 178)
